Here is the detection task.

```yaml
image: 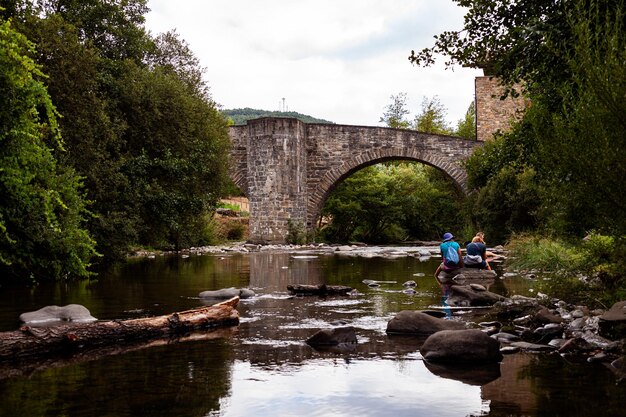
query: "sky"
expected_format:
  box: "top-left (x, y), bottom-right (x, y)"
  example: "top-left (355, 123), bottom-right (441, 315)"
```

top-left (145, 0), bottom-right (483, 127)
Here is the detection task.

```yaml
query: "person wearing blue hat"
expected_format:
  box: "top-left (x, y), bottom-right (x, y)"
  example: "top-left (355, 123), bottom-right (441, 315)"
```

top-left (434, 232), bottom-right (464, 286)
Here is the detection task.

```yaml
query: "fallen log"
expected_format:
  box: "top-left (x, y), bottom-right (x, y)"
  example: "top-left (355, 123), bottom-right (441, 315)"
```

top-left (0, 297), bottom-right (240, 362)
top-left (287, 284), bottom-right (353, 296)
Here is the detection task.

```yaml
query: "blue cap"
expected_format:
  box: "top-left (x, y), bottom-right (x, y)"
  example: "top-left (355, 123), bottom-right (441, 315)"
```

top-left (443, 232), bottom-right (454, 241)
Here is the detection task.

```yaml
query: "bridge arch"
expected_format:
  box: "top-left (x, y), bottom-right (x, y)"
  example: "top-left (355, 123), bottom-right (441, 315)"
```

top-left (306, 152), bottom-right (467, 228)
top-left (229, 117), bottom-right (482, 243)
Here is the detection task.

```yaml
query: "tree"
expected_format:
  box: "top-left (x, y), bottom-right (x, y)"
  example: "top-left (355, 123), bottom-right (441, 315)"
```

top-left (0, 18), bottom-right (96, 281)
top-left (408, 0), bottom-right (570, 95)
top-left (413, 96), bottom-right (452, 134)
top-left (320, 163), bottom-right (465, 243)
top-left (455, 101), bottom-right (476, 140)
top-left (455, 0), bottom-right (626, 239)
top-left (379, 93), bottom-right (411, 129)
top-left (7, 0), bottom-right (232, 262)
top-left (119, 62), bottom-right (230, 250)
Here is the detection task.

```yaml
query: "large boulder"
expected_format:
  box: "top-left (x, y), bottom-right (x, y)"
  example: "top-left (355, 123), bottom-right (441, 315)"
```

top-left (306, 326), bottom-right (357, 346)
top-left (199, 287), bottom-right (255, 299)
top-left (20, 304), bottom-right (97, 325)
top-left (599, 301), bottom-right (626, 340)
top-left (420, 329), bottom-right (503, 362)
top-left (445, 285), bottom-right (505, 307)
top-left (386, 311), bottom-right (465, 335)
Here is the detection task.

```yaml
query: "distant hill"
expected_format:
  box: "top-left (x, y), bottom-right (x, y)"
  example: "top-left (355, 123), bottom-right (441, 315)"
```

top-left (222, 108), bottom-right (334, 126)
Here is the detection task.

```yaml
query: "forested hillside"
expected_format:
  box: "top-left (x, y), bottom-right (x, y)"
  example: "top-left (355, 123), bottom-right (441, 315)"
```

top-left (222, 108), bottom-right (334, 125)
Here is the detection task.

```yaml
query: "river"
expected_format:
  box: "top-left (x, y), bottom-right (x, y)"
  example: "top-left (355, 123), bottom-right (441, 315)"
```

top-left (0, 247), bottom-right (624, 416)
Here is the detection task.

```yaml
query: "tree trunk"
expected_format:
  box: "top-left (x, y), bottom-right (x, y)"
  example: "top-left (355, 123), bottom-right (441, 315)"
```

top-left (0, 297), bottom-right (240, 363)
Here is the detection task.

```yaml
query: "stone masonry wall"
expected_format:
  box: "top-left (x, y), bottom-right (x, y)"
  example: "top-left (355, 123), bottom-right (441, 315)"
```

top-left (243, 118), bottom-right (308, 243)
top-left (304, 124), bottom-right (481, 227)
top-left (228, 118), bottom-right (483, 243)
top-left (475, 76), bottom-right (527, 141)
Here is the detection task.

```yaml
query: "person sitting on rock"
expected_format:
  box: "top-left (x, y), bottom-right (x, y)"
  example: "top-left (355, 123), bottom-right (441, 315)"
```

top-left (434, 232), bottom-right (464, 286)
top-left (474, 232), bottom-right (497, 259)
top-left (463, 235), bottom-right (492, 270)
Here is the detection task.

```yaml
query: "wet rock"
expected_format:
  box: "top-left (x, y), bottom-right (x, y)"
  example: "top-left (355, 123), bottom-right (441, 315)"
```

top-left (599, 301), bottom-right (626, 340)
top-left (567, 317), bottom-right (587, 332)
top-left (500, 346), bottom-right (520, 354)
top-left (417, 249), bottom-right (432, 257)
top-left (509, 341), bottom-right (556, 352)
top-left (548, 338), bottom-right (569, 349)
top-left (199, 287), bottom-right (255, 299)
top-left (469, 283), bottom-right (487, 291)
top-left (386, 311), bottom-right (465, 335)
top-left (535, 307), bottom-right (564, 324)
top-left (403, 280), bottom-right (417, 287)
top-left (419, 310), bottom-right (448, 319)
top-left (557, 337), bottom-right (595, 353)
top-left (287, 284), bottom-right (353, 296)
top-left (445, 285), bottom-right (505, 307)
top-left (306, 326), bottom-right (357, 346)
top-left (588, 352), bottom-right (612, 363)
top-left (421, 329), bottom-right (503, 362)
top-left (479, 321), bottom-right (502, 329)
top-left (491, 332), bottom-right (520, 343)
top-left (533, 323), bottom-right (564, 342)
top-left (20, 304), bottom-right (97, 324)
top-left (239, 288), bottom-right (256, 298)
top-left (481, 326), bottom-right (500, 336)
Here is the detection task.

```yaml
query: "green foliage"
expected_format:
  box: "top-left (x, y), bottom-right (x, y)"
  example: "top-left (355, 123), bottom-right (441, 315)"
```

top-left (507, 233), bottom-right (626, 306)
top-left (409, 0), bottom-right (573, 95)
top-left (320, 163), bottom-right (465, 243)
top-left (470, 166), bottom-right (540, 244)
top-left (506, 234), bottom-right (579, 273)
top-left (413, 96), bottom-right (452, 135)
top-left (379, 93), bottom-right (411, 129)
top-left (455, 101), bottom-right (476, 140)
top-left (286, 219), bottom-right (308, 245)
top-left (225, 221), bottom-right (245, 241)
top-left (4, 2), bottom-right (232, 264)
top-left (222, 108), bottom-right (333, 126)
top-left (0, 18), bottom-right (96, 281)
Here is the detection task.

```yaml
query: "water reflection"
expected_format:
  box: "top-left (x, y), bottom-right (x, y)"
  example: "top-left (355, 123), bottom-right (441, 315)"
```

top-left (0, 250), bottom-right (624, 417)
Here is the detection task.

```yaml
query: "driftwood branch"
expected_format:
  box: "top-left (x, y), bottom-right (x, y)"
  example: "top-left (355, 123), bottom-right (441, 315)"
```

top-left (0, 297), bottom-right (240, 366)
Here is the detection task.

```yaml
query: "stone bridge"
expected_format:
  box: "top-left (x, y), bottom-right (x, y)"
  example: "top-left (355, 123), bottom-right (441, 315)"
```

top-left (228, 117), bottom-right (483, 243)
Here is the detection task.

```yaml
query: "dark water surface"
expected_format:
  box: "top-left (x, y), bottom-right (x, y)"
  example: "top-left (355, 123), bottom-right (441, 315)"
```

top-left (0, 249), bottom-right (624, 416)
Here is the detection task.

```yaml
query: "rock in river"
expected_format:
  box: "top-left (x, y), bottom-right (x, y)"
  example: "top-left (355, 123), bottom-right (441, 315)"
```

top-left (20, 304), bottom-right (97, 325)
top-left (420, 329), bottom-right (504, 363)
top-left (386, 311), bottom-right (465, 335)
top-left (306, 326), bottom-right (357, 346)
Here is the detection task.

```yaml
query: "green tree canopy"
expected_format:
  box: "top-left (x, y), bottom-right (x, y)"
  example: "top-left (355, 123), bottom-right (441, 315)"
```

top-left (4, 0), bottom-right (232, 266)
top-left (0, 18), bottom-right (96, 281)
top-left (448, 0), bottom-right (626, 239)
top-left (379, 93), bottom-right (411, 129)
top-left (413, 96), bottom-right (452, 135)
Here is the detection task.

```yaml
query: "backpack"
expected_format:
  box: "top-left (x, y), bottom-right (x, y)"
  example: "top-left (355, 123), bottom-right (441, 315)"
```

top-left (444, 244), bottom-right (459, 266)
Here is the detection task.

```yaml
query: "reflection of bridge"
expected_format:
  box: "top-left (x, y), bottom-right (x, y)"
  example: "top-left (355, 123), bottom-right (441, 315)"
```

top-left (229, 117), bottom-right (483, 243)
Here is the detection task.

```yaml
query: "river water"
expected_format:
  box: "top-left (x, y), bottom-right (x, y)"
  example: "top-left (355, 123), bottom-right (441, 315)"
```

top-left (0, 247), bottom-right (624, 417)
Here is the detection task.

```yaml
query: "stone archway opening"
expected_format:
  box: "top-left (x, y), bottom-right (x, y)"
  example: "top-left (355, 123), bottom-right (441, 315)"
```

top-left (314, 159), bottom-right (467, 244)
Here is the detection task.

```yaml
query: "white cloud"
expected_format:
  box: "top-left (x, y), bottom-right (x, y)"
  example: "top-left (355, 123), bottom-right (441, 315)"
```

top-left (145, 0), bottom-right (483, 127)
